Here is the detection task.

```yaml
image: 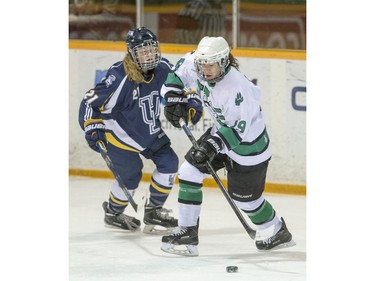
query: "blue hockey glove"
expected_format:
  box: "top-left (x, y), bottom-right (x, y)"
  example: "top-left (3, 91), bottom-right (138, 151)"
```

top-left (185, 90), bottom-right (203, 125)
top-left (164, 91), bottom-right (188, 128)
top-left (84, 119), bottom-right (107, 152)
top-left (190, 136), bottom-right (223, 167)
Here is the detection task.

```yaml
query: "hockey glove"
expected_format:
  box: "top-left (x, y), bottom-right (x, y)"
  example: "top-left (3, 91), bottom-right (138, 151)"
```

top-left (84, 119), bottom-right (107, 152)
top-left (185, 90), bottom-right (203, 125)
top-left (164, 91), bottom-right (188, 128)
top-left (190, 136), bottom-right (223, 168)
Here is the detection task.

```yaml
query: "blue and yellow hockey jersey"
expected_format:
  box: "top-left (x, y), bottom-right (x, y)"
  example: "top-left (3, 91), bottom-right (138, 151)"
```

top-left (79, 58), bottom-right (173, 156)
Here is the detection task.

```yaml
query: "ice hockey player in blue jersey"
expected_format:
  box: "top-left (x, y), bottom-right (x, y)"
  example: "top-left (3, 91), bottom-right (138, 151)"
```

top-left (78, 27), bottom-right (179, 234)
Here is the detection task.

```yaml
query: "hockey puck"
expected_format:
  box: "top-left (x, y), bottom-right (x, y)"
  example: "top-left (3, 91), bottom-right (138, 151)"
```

top-left (226, 266), bottom-right (238, 273)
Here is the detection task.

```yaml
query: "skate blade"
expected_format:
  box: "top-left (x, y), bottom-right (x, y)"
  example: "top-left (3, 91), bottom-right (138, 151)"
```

top-left (104, 224), bottom-right (140, 232)
top-left (257, 240), bottom-right (296, 251)
top-left (160, 242), bottom-right (199, 257)
top-left (143, 225), bottom-right (174, 235)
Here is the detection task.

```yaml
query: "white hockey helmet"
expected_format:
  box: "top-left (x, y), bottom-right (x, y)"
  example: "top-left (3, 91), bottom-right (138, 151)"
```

top-left (194, 36), bottom-right (230, 83)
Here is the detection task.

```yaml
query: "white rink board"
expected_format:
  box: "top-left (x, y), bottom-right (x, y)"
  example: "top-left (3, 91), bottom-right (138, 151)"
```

top-left (69, 49), bottom-right (306, 185)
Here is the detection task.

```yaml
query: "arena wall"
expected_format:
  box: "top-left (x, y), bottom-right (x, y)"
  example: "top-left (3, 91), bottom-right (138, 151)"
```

top-left (69, 41), bottom-right (306, 194)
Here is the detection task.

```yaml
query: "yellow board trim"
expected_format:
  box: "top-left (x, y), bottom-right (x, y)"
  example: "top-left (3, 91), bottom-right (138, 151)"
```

top-left (69, 169), bottom-right (306, 196)
top-left (69, 40), bottom-right (306, 60)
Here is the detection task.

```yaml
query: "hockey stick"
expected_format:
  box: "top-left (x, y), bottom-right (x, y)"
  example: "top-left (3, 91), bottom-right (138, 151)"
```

top-left (179, 120), bottom-right (256, 240)
top-left (97, 141), bottom-right (138, 212)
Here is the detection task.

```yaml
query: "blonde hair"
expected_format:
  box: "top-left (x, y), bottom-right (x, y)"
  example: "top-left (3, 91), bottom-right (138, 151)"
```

top-left (123, 54), bottom-right (144, 84)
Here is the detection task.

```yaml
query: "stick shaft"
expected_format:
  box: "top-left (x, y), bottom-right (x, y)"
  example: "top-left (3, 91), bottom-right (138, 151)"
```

top-left (180, 122), bottom-right (256, 239)
top-left (97, 142), bottom-right (138, 212)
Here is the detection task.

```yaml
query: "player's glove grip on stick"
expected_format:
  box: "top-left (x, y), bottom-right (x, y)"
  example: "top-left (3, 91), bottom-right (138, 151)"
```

top-left (190, 136), bottom-right (223, 168)
top-left (84, 118), bottom-right (107, 152)
top-left (185, 90), bottom-right (203, 125)
top-left (164, 91), bottom-right (188, 128)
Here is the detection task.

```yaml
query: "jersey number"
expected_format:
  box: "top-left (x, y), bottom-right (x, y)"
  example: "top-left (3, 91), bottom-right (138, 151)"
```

top-left (83, 90), bottom-right (98, 104)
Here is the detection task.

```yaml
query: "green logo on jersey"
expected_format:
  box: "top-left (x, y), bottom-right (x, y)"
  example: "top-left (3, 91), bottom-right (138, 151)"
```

top-left (235, 92), bottom-right (243, 106)
top-left (197, 80), bottom-right (210, 97)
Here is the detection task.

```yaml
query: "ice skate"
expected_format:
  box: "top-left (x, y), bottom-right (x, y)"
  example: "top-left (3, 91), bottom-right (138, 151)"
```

top-left (143, 202), bottom-right (178, 234)
top-left (102, 201), bottom-right (141, 231)
top-left (255, 217), bottom-right (295, 250)
top-left (160, 225), bottom-right (199, 256)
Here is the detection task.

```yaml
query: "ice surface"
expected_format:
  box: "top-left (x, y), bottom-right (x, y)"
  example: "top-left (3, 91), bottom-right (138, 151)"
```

top-left (70, 176), bottom-right (306, 281)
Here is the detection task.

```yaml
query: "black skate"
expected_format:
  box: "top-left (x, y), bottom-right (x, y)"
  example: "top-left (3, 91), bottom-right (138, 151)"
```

top-left (160, 225), bottom-right (199, 256)
top-left (102, 201), bottom-right (141, 231)
top-left (143, 202), bottom-right (178, 234)
top-left (255, 217), bottom-right (295, 250)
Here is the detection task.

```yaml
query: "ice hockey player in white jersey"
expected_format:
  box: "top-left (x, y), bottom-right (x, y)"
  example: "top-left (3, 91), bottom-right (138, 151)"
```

top-left (78, 27), bottom-right (179, 234)
top-left (160, 36), bottom-right (295, 256)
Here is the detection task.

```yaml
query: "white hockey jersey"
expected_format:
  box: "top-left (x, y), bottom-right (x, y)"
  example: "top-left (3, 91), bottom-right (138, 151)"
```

top-left (161, 51), bottom-right (272, 166)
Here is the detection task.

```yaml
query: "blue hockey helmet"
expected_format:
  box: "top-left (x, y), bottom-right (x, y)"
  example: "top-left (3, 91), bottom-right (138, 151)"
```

top-left (126, 27), bottom-right (161, 72)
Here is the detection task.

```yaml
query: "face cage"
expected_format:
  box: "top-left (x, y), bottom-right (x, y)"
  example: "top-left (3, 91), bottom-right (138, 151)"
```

top-left (194, 59), bottom-right (227, 83)
top-left (130, 41), bottom-right (161, 72)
